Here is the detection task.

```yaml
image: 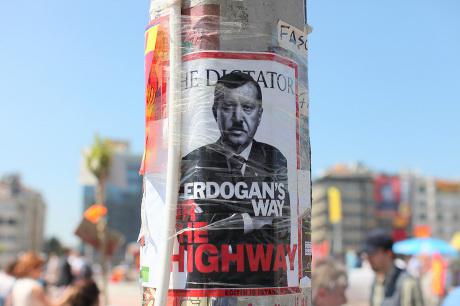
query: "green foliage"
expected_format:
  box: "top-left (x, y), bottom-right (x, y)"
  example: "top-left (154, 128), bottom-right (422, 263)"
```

top-left (43, 237), bottom-right (64, 255)
top-left (86, 135), bottom-right (113, 180)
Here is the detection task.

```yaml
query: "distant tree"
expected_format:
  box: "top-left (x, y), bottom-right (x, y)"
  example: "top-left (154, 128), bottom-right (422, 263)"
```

top-left (43, 237), bottom-right (63, 255)
top-left (85, 135), bottom-right (113, 306)
top-left (86, 136), bottom-right (112, 205)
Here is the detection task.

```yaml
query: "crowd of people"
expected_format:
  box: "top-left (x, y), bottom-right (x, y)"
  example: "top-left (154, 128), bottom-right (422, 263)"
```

top-left (4, 230), bottom-right (460, 306)
top-left (0, 250), bottom-right (99, 306)
top-left (312, 229), bottom-right (460, 306)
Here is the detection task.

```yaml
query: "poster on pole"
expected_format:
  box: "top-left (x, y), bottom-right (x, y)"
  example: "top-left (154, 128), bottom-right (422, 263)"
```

top-left (141, 51), bottom-right (310, 303)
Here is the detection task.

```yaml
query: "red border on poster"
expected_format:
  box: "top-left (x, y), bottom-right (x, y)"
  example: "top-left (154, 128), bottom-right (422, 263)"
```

top-left (168, 51), bottom-right (303, 297)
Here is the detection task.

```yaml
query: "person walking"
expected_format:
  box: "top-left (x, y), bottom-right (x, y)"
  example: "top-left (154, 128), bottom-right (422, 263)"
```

top-left (363, 229), bottom-right (424, 306)
top-left (10, 252), bottom-right (55, 306)
top-left (312, 258), bottom-right (348, 306)
top-left (56, 249), bottom-right (74, 287)
top-left (58, 279), bottom-right (100, 306)
top-left (0, 260), bottom-right (17, 306)
top-left (44, 253), bottom-right (61, 287)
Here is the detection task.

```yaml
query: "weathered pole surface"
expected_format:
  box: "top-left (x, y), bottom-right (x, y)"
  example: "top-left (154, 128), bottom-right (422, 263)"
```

top-left (141, 0), bottom-right (311, 305)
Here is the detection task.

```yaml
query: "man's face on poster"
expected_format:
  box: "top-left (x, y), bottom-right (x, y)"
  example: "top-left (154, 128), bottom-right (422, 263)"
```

top-left (214, 82), bottom-right (263, 151)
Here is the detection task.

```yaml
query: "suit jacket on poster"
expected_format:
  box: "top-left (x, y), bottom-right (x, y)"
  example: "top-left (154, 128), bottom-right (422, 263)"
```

top-left (178, 139), bottom-right (291, 289)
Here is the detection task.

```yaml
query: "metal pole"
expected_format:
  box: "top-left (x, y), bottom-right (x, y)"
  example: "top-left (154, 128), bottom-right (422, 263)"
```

top-left (96, 178), bottom-right (109, 306)
top-left (333, 222), bottom-right (343, 256)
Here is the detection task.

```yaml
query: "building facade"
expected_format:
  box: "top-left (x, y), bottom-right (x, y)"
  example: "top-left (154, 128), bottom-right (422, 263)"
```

top-left (80, 140), bottom-right (142, 263)
top-left (0, 174), bottom-right (46, 267)
top-left (312, 164), bottom-right (376, 255)
top-left (432, 181), bottom-right (460, 241)
top-left (410, 179), bottom-right (460, 242)
top-left (312, 164), bottom-right (460, 257)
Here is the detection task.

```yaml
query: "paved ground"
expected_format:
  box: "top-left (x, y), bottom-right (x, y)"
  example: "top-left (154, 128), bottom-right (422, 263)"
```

top-left (107, 281), bottom-right (142, 306)
top-left (105, 266), bottom-right (374, 306)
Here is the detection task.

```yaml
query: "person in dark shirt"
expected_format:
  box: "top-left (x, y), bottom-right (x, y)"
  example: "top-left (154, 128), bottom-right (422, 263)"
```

top-left (56, 249), bottom-right (74, 287)
top-left (364, 230), bottom-right (424, 306)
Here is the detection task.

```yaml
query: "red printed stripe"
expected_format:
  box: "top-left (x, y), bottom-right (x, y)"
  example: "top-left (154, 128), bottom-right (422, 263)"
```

top-left (168, 287), bottom-right (301, 297)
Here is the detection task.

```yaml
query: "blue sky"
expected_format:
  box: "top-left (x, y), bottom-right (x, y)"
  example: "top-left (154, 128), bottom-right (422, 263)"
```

top-left (0, 0), bottom-right (458, 245)
top-left (309, 0), bottom-right (460, 176)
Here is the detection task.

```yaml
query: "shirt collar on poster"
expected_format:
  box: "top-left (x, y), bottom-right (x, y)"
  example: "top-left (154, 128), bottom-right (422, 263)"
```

top-left (239, 141), bottom-right (253, 161)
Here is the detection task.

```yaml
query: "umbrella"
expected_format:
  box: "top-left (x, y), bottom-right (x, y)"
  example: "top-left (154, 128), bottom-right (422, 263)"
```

top-left (442, 287), bottom-right (460, 306)
top-left (393, 237), bottom-right (458, 256)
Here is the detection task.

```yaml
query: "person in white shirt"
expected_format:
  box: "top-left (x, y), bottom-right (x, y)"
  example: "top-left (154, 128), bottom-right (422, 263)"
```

top-left (10, 252), bottom-right (55, 306)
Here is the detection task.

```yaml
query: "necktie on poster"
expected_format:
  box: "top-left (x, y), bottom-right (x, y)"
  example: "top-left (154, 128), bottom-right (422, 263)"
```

top-left (228, 155), bottom-right (246, 176)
